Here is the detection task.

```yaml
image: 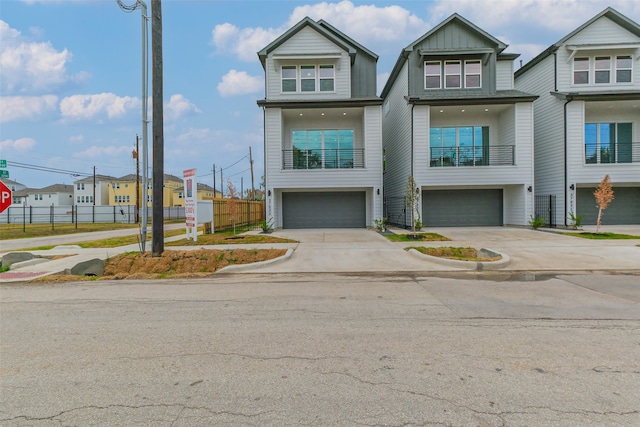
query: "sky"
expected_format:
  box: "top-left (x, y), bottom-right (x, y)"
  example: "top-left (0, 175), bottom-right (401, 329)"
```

top-left (1, 0), bottom-right (639, 194)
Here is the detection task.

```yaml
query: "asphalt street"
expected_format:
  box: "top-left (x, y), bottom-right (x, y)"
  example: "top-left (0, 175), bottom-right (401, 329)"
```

top-left (1, 273), bottom-right (639, 426)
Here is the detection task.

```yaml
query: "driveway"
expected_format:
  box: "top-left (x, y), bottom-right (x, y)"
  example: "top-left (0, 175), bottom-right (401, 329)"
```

top-left (245, 226), bottom-right (640, 274)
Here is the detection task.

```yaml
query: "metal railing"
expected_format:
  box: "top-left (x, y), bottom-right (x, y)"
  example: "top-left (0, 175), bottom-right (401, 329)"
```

top-left (584, 142), bottom-right (639, 164)
top-left (535, 194), bottom-right (556, 228)
top-left (283, 148), bottom-right (365, 170)
top-left (430, 145), bottom-right (515, 167)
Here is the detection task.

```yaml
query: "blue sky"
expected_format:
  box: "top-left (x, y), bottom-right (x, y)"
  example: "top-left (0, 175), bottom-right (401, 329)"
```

top-left (1, 0), bottom-right (639, 193)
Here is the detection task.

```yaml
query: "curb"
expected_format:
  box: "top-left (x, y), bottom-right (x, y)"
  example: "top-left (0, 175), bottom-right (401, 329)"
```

top-left (216, 248), bottom-right (295, 273)
top-left (408, 247), bottom-right (511, 271)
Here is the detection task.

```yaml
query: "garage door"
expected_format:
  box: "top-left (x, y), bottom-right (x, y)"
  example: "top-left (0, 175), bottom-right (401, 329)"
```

top-left (282, 192), bottom-right (366, 228)
top-left (576, 187), bottom-right (640, 225)
top-left (422, 189), bottom-right (503, 227)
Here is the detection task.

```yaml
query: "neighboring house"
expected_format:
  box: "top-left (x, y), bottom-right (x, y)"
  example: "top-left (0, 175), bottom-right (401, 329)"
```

top-left (74, 174), bottom-right (117, 206)
top-left (170, 183), bottom-right (220, 207)
top-left (381, 13), bottom-right (538, 228)
top-left (108, 173), bottom-right (187, 207)
top-left (515, 7), bottom-right (640, 226)
top-left (1, 179), bottom-right (28, 204)
top-left (257, 17), bottom-right (384, 229)
top-left (22, 184), bottom-right (74, 207)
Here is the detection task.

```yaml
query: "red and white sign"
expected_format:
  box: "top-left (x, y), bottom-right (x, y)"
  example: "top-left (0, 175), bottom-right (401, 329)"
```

top-left (0, 181), bottom-right (12, 213)
top-left (183, 168), bottom-right (197, 241)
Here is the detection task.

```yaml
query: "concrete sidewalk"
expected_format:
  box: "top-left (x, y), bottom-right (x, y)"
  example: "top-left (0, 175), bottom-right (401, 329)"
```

top-left (1, 225), bottom-right (639, 282)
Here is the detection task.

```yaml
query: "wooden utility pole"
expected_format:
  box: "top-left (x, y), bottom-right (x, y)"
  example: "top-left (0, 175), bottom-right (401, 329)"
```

top-left (249, 146), bottom-right (255, 200)
top-left (213, 163), bottom-right (216, 197)
top-left (220, 168), bottom-right (224, 198)
top-left (151, 0), bottom-right (164, 256)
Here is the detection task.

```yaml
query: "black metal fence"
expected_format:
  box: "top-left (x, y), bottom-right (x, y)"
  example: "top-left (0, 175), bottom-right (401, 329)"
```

top-left (282, 148), bottom-right (365, 170)
top-left (384, 196), bottom-right (408, 228)
top-left (534, 195), bottom-right (556, 228)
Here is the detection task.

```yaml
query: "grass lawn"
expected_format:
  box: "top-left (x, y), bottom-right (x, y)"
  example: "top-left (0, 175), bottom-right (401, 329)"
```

top-left (383, 232), bottom-right (450, 242)
top-left (167, 231), bottom-right (297, 246)
top-left (408, 246), bottom-right (501, 261)
top-left (563, 232), bottom-right (640, 240)
top-left (0, 222), bottom-right (139, 240)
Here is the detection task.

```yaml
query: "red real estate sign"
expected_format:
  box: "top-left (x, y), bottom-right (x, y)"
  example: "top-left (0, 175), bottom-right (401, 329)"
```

top-left (0, 181), bottom-right (12, 213)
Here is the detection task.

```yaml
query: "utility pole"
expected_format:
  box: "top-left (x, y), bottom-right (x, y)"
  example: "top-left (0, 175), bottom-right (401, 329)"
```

top-left (249, 146), bottom-right (255, 200)
top-left (220, 168), bottom-right (224, 198)
top-left (135, 135), bottom-right (140, 223)
top-left (93, 166), bottom-right (96, 206)
top-left (212, 163), bottom-right (216, 197)
top-left (241, 177), bottom-right (244, 200)
top-left (151, 0), bottom-right (164, 256)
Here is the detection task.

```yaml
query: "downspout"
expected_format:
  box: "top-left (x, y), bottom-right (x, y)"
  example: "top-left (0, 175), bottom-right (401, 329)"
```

top-left (563, 95), bottom-right (573, 227)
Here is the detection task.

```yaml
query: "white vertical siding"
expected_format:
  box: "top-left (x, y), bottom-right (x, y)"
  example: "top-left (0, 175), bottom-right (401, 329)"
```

top-left (364, 105), bottom-right (384, 222)
top-left (496, 60), bottom-right (514, 90)
top-left (264, 108), bottom-right (282, 226)
top-left (382, 62), bottom-right (413, 199)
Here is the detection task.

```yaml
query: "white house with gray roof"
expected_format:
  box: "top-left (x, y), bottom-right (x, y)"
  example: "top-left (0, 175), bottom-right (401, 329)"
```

top-left (515, 7), bottom-right (640, 226)
top-left (257, 17), bottom-right (383, 229)
top-left (381, 13), bottom-right (537, 228)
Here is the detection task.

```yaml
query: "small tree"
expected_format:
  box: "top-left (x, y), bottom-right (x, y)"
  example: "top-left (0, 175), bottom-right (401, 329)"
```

top-left (404, 175), bottom-right (420, 233)
top-left (593, 174), bottom-right (614, 233)
top-left (226, 180), bottom-right (239, 235)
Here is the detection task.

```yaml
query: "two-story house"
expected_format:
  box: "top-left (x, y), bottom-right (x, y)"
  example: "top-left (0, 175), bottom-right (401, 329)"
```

top-left (1, 179), bottom-right (27, 205)
top-left (22, 184), bottom-right (74, 207)
top-left (515, 7), bottom-right (640, 226)
top-left (381, 14), bottom-right (538, 228)
top-left (74, 175), bottom-right (116, 206)
top-left (257, 17), bottom-right (383, 228)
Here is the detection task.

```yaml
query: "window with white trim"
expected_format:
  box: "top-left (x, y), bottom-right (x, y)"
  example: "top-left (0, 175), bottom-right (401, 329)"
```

top-left (595, 56), bottom-right (611, 84)
top-left (425, 61), bottom-right (441, 89)
top-left (425, 60), bottom-right (482, 89)
top-left (573, 55), bottom-right (633, 85)
top-left (464, 60), bottom-right (481, 88)
top-left (281, 64), bottom-right (335, 93)
top-left (616, 55), bottom-right (632, 83)
top-left (445, 61), bottom-right (462, 88)
top-left (573, 57), bottom-right (589, 84)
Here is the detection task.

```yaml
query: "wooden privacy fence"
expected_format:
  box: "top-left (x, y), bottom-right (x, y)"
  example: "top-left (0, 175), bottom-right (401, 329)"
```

top-left (212, 199), bottom-right (265, 231)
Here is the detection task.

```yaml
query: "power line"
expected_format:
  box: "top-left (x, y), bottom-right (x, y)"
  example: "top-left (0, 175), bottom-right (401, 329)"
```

top-left (7, 161), bottom-right (92, 178)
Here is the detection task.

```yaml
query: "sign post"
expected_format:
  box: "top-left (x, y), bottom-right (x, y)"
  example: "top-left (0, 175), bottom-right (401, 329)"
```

top-left (0, 180), bottom-right (12, 214)
top-left (183, 168), bottom-right (197, 241)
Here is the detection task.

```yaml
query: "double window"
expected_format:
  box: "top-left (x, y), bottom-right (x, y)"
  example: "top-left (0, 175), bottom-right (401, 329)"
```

top-left (584, 122), bottom-right (633, 164)
top-left (282, 64), bottom-right (335, 93)
top-left (430, 126), bottom-right (489, 166)
top-left (425, 60), bottom-right (482, 89)
top-left (292, 129), bottom-right (354, 169)
top-left (573, 55), bottom-right (633, 85)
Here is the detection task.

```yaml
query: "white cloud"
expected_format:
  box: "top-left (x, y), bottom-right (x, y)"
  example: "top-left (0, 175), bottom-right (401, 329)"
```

top-left (164, 94), bottom-right (201, 121)
top-left (59, 93), bottom-right (140, 121)
top-left (217, 70), bottom-right (263, 97)
top-left (211, 1), bottom-right (427, 62)
top-left (0, 20), bottom-right (88, 94)
top-left (175, 127), bottom-right (211, 144)
top-left (0, 95), bottom-right (58, 122)
top-left (69, 134), bottom-right (84, 143)
top-left (0, 137), bottom-right (36, 152)
top-left (72, 145), bottom-right (132, 159)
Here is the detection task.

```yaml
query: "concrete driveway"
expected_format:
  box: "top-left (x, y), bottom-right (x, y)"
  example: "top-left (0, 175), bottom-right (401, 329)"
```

top-left (244, 225), bottom-right (640, 274)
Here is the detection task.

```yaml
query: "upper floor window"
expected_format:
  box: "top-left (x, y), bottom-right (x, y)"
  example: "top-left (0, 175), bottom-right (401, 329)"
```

top-left (425, 60), bottom-right (482, 90)
top-left (573, 55), bottom-right (633, 85)
top-left (281, 64), bottom-right (335, 93)
top-left (616, 56), bottom-right (632, 83)
top-left (291, 129), bottom-right (355, 169)
top-left (595, 56), bottom-right (611, 84)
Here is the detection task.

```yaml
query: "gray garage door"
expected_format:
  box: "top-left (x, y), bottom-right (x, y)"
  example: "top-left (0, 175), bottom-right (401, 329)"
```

top-left (282, 192), bottom-right (366, 228)
top-left (422, 189), bottom-right (503, 227)
top-left (576, 187), bottom-right (640, 225)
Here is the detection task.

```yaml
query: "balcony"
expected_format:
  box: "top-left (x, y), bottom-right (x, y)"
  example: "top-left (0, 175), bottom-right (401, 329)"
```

top-left (585, 142), bottom-right (639, 164)
top-left (430, 145), bottom-right (515, 167)
top-left (283, 148), bottom-right (365, 170)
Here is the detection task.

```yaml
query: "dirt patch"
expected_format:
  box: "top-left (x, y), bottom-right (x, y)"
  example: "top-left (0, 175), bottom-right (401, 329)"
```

top-left (37, 249), bottom-right (287, 281)
top-left (411, 246), bottom-right (501, 262)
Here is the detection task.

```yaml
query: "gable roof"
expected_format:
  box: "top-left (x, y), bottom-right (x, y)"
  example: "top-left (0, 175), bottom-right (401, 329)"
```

top-left (381, 13), bottom-right (509, 98)
top-left (257, 16), bottom-right (357, 68)
top-left (515, 7), bottom-right (640, 78)
top-left (75, 174), bottom-right (118, 184)
top-left (317, 19), bottom-right (378, 61)
top-left (38, 184), bottom-right (74, 194)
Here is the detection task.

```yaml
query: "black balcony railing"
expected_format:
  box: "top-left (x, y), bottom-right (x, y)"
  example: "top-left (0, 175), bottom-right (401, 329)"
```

top-left (430, 145), bottom-right (515, 167)
top-left (283, 148), bottom-right (365, 170)
top-left (584, 142), bottom-right (639, 164)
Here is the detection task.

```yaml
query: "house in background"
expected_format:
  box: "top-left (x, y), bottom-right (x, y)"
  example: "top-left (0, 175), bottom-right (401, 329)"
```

top-left (109, 173), bottom-right (188, 208)
top-left (74, 175), bottom-right (116, 206)
top-left (515, 7), bottom-right (640, 226)
top-left (381, 14), bottom-right (537, 228)
top-left (1, 179), bottom-right (28, 204)
top-left (170, 182), bottom-right (220, 207)
top-left (20, 184), bottom-right (74, 207)
top-left (257, 17), bottom-right (383, 229)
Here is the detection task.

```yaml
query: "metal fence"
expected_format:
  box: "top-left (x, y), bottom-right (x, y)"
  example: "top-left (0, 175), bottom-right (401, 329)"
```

top-left (534, 195), bottom-right (556, 228)
top-left (384, 196), bottom-right (408, 228)
top-left (1, 200), bottom-right (265, 231)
